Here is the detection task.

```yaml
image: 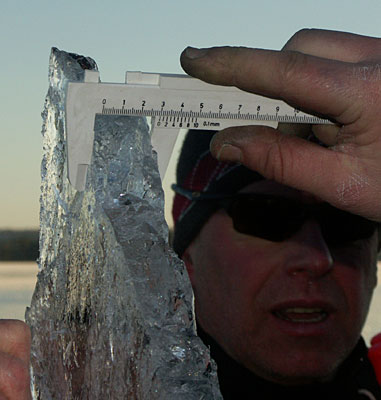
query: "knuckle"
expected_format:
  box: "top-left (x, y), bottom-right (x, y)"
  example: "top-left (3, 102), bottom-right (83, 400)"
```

top-left (283, 29), bottom-right (315, 51)
top-left (227, 47), bottom-right (251, 87)
top-left (263, 134), bottom-right (298, 185)
top-left (263, 137), bottom-right (287, 183)
top-left (278, 51), bottom-right (308, 96)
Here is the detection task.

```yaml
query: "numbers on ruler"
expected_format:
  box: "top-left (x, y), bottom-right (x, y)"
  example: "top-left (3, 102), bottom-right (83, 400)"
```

top-left (156, 118), bottom-right (200, 128)
top-left (100, 98), bottom-right (302, 121)
top-left (100, 99), bottom-right (262, 114)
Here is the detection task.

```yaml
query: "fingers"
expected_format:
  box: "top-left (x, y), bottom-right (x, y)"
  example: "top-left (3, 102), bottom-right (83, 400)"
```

top-left (210, 126), bottom-right (333, 190)
top-left (283, 29), bottom-right (381, 62)
top-left (0, 320), bottom-right (31, 400)
top-left (181, 30), bottom-right (381, 221)
top-left (281, 29), bottom-right (381, 148)
top-left (209, 126), bottom-right (377, 219)
top-left (181, 46), bottom-right (359, 125)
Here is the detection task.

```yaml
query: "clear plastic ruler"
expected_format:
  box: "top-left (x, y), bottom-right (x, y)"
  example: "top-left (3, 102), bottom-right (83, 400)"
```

top-left (66, 70), bottom-right (332, 191)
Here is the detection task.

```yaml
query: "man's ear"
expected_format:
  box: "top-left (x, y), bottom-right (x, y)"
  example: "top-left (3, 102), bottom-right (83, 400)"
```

top-left (182, 247), bottom-right (195, 286)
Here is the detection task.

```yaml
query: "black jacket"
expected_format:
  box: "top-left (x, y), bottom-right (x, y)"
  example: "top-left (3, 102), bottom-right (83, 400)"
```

top-left (198, 328), bottom-right (381, 399)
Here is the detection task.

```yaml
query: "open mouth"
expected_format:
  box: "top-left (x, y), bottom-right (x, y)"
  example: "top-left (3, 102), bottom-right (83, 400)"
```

top-left (273, 307), bottom-right (328, 323)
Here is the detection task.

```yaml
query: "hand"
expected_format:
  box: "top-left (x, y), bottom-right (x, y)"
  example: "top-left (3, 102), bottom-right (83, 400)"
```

top-left (0, 320), bottom-right (31, 399)
top-left (180, 29), bottom-right (381, 222)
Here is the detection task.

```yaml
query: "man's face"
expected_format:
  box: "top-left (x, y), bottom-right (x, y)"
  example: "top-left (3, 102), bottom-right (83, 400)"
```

top-left (183, 180), bottom-right (378, 385)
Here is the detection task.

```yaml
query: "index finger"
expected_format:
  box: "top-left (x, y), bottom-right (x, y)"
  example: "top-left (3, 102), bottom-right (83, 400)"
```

top-left (180, 46), bottom-right (359, 125)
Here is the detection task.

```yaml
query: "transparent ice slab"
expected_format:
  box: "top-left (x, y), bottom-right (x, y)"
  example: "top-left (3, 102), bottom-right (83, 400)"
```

top-left (25, 48), bottom-right (222, 399)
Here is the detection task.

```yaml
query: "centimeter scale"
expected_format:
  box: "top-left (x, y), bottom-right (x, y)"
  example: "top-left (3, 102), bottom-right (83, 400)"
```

top-left (66, 70), bottom-right (332, 191)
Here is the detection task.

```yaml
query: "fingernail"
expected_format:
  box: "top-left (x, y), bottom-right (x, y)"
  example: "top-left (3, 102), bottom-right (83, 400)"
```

top-left (184, 47), bottom-right (208, 60)
top-left (216, 143), bottom-right (242, 162)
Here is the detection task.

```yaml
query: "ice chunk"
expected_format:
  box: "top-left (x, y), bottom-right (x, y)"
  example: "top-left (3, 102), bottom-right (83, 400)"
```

top-left (25, 48), bottom-right (222, 399)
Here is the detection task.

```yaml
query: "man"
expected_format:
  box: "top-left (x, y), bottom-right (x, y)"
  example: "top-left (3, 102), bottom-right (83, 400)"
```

top-left (172, 129), bottom-right (381, 398)
top-left (171, 28), bottom-right (381, 397)
top-left (3, 28), bottom-right (381, 399)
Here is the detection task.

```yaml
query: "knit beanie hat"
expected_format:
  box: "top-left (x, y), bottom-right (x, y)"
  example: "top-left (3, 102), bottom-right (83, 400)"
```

top-left (172, 130), bottom-right (263, 257)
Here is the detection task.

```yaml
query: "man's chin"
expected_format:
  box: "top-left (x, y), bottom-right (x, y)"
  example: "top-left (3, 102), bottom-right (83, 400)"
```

top-left (242, 351), bottom-right (343, 386)
top-left (258, 369), bottom-right (336, 387)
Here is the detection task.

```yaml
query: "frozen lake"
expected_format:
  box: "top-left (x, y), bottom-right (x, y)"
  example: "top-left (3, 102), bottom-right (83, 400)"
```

top-left (0, 262), bottom-right (38, 321)
top-left (0, 261), bottom-right (380, 345)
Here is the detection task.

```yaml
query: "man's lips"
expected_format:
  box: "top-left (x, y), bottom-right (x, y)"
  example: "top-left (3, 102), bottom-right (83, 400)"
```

top-left (271, 301), bottom-right (336, 324)
top-left (273, 307), bottom-right (328, 323)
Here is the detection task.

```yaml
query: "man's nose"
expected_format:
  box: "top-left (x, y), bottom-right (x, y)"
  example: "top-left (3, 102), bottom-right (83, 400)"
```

top-left (284, 219), bottom-right (334, 280)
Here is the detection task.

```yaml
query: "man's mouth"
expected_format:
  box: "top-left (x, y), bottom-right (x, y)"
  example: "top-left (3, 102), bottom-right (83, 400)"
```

top-left (273, 307), bottom-right (328, 323)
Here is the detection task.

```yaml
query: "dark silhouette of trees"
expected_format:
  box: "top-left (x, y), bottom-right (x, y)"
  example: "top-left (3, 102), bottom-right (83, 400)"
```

top-left (0, 230), bottom-right (39, 261)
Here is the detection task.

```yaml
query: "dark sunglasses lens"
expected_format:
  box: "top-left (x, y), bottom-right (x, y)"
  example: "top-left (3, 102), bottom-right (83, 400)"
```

top-left (227, 196), bottom-right (305, 241)
top-left (226, 195), bottom-right (378, 244)
top-left (321, 206), bottom-right (378, 244)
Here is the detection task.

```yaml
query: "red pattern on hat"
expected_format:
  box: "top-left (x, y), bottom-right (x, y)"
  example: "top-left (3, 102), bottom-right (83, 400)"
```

top-left (172, 151), bottom-right (232, 225)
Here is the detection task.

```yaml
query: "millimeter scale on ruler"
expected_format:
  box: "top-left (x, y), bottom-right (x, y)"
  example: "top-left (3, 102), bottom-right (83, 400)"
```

top-left (66, 70), bottom-right (332, 191)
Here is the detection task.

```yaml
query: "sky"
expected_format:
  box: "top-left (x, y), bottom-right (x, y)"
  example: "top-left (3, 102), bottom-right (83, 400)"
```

top-left (1, 0), bottom-right (381, 229)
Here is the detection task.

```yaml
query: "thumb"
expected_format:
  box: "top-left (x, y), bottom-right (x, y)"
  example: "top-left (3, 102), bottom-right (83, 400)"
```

top-left (209, 126), bottom-right (369, 216)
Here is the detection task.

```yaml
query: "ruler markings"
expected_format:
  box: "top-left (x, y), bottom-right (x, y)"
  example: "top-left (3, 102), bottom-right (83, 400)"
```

top-left (100, 106), bottom-right (329, 125)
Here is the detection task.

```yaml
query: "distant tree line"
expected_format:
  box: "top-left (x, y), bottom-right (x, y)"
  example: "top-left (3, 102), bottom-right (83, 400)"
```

top-left (0, 230), bottom-right (39, 261)
top-left (0, 228), bottom-right (380, 261)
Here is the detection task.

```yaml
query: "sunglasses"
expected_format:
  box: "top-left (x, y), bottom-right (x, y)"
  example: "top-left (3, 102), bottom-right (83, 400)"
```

top-left (172, 184), bottom-right (379, 245)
